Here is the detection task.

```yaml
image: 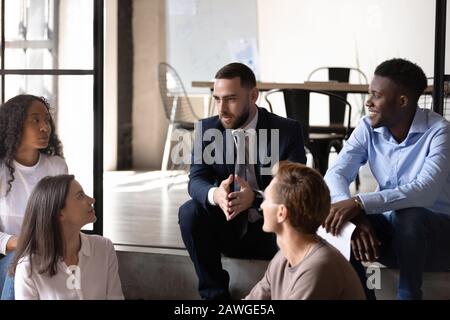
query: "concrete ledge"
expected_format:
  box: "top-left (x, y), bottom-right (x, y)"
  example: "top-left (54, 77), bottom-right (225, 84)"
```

top-left (375, 268), bottom-right (450, 300)
top-left (116, 247), bottom-right (268, 300)
top-left (116, 247), bottom-right (450, 300)
top-left (364, 263), bottom-right (450, 300)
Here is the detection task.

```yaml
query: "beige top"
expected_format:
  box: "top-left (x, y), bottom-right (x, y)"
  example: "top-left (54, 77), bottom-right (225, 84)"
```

top-left (245, 238), bottom-right (365, 300)
top-left (15, 233), bottom-right (124, 300)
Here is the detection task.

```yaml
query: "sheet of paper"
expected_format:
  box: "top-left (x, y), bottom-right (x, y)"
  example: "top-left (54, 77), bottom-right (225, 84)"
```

top-left (168, 0), bottom-right (197, 16)
top-left (317, 222), bottom-right (356, 261)
top-left (228, 38), bottom-right (260, 80)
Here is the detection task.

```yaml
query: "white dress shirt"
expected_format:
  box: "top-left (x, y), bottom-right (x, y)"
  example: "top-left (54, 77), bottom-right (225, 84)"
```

top-left (0, 154), bottom-right (68, 254)
top-left (208, 109), bottom-right (258, 202)
top-left (208, 109), bottom-right (261, 221)
top-left (15, 233), bottom-right (124, 300)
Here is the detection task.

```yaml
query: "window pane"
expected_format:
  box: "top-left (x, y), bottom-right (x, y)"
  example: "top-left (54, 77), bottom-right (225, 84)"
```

top-left (5, 0), bottom-right (54, 40)
top-left (5, 0), bottom-right (93, 69)
top-left (5, 75), bottom-right (94, 230)
top-left (5, 48), bottom-right (54, 69)
top-left (57, 75), bottom-right (94, 197)
top-left (57, 0), bottom-right (93, 69)
top-left (5, 74), bottom-right (53, 98)
top-left (5, 0), bottom-right (28, 41)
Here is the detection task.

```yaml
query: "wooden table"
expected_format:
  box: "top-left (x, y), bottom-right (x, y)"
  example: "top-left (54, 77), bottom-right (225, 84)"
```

top-left (192, 81), bottom-right (435, 94)
top-left (193, 81), bottom-right (368, 117)
top-left (192, 80), bottom-right (438, 120)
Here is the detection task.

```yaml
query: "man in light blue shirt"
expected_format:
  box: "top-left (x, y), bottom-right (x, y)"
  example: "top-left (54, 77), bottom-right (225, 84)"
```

top-left (324, 58), bottom-right (450, 300)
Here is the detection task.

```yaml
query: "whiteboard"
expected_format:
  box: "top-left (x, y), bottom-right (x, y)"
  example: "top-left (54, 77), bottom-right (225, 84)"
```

top-left (166, 0), bottom-right (258, 94)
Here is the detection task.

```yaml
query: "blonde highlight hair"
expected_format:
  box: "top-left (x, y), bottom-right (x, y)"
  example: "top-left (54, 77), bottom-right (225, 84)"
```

top-left (271, 161), bottom-right (330, 234)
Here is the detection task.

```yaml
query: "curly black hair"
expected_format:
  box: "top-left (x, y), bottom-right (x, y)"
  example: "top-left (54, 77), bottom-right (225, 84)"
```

top-left (0, 94), bottom-right (64, 195)
top-left (375, 58), bottom-right (427, 103)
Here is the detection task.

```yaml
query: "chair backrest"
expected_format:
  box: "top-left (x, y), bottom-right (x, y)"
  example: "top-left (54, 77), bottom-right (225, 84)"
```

top-left (308, 67), bottom-right (368, 123)
top-left (307, 67), bottom-right (368, 84)
top-left (418, 77), bottom-right (450, 116)
top-left (158, 62), bottom-right (200, 125)
top-left (265, 88), bottom-right (353, 142)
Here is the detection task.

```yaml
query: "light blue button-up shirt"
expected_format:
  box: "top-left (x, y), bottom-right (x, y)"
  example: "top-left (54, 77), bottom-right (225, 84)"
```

top-left (324, 108), bottom-right (450, 215)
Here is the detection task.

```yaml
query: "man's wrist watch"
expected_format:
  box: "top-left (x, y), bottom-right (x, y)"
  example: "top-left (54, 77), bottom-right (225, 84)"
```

top-left (353, 196), bottom-right (364, 211)
top-left (254, 190), bottom-right (264, 200)
top-left (254, 190), bottom-right (264, 211)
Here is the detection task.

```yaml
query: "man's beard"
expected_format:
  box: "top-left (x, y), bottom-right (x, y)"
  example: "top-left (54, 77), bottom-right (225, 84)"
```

top-left (220, 103), bottom-right (251, 129)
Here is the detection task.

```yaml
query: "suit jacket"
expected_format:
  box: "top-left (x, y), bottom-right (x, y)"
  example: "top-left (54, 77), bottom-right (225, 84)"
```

top-left (188, 106), bottom-right (307, 211)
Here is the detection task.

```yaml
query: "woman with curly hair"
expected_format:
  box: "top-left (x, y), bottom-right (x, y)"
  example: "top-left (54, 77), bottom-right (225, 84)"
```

top-left (0, 94), bottom-right (68, 299)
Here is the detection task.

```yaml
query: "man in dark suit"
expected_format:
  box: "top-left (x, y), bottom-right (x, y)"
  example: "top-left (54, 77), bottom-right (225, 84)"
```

top-left (179, 62), bottom-right (306, 300)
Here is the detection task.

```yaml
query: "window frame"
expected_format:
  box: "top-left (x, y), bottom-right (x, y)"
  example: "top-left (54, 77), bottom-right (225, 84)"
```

top-left (0, 0), bottom-right (104, 235)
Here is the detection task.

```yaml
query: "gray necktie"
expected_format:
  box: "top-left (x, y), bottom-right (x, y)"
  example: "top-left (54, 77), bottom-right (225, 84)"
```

top-left (232, 130), bottom-right (261, 223)
top-left (233, 130), bottom-right (247, 192)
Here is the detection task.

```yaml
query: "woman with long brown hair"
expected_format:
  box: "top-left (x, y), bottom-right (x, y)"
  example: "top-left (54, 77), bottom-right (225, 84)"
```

top-left (10, 175), bottom-right (123, 300)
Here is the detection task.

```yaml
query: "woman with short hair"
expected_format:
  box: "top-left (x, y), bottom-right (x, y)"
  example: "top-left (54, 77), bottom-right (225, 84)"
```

top-left (245, 161), bottom-right (365, 300)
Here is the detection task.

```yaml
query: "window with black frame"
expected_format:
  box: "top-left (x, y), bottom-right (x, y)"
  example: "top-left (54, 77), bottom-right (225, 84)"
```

top-left (0, 0), bottom-right (103, 233)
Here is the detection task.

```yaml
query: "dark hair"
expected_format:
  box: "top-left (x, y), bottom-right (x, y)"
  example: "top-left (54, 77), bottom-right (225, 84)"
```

top-left (9, 174), bottom-right (74, 277)
top-left (272, 161), bottom-right (330, 234)
top-left (215, 62), bottom-right (256, 89)
top-left (374, 58), bottom-right (427, 103)
top-left (0, 94), bottom-right (63, 195)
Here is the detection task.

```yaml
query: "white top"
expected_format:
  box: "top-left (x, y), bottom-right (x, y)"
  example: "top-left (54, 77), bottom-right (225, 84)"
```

top-left (15, 233), bottom-right (124, 300)
top-left (0, 154), bottom-right (68, 254)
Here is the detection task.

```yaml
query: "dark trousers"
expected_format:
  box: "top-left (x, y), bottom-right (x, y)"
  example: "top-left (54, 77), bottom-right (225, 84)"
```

top-left (351, 207), bottom-right (450, 300)
top-left (179, 199), bottom-right (278, 300)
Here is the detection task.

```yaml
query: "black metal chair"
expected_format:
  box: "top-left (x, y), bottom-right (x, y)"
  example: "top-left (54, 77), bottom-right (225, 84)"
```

top-left (158, 62), bottom-right (200, 171)
top-left (265, 88), bottom-right (352, 176)
top-left (307, 67), bottom-right (368, 122)
top-left (307, 67), bottom-right (367, 188)
top-left (418, 78), bottom-right (450, 115)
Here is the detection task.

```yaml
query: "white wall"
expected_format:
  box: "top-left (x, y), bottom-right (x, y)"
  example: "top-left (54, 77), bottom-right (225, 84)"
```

top-left (104, 0), bottom-right (118, 171)
top-left (257, 0), bottom-right (441, 82)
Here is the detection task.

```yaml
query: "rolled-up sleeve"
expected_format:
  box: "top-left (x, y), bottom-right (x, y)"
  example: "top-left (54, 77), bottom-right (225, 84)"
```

top-left (0, 232), bottom-right (12, 255)
top-left (324, 121), bottom-right (369, 204)
top-left (359, 126), bottom-right (450, 213)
